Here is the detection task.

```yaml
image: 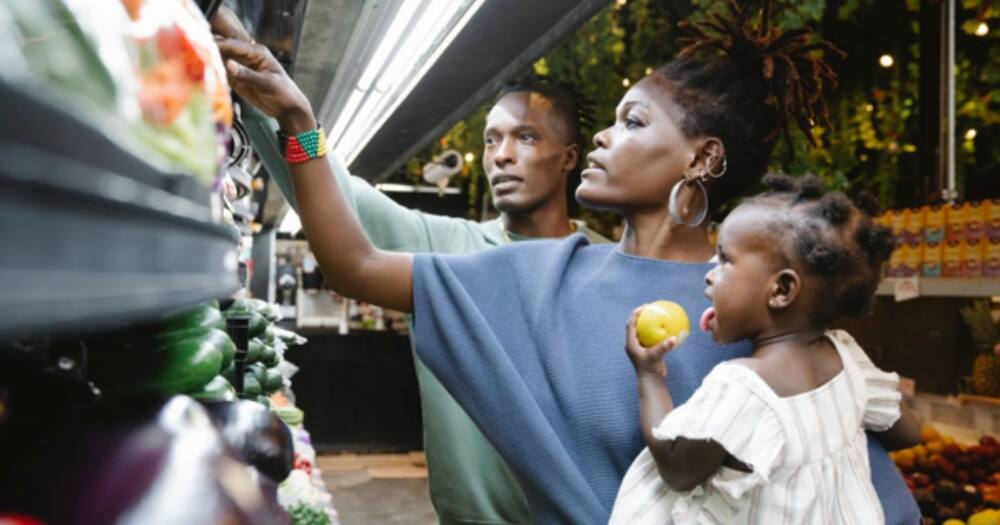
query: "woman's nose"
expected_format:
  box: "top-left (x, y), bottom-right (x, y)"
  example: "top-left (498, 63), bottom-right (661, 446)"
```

top-left (592, 128), bottom-right (609, 149)
top-left (705, 268), bottom-right (715, 286)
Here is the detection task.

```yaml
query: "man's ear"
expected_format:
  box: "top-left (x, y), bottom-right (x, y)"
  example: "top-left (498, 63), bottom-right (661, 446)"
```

top-left (562, 143), bottom-right (580, 174)
top-left (768, 269), bottom-right (801, 310)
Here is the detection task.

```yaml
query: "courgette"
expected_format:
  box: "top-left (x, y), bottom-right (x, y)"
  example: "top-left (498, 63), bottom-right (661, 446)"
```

top-left (89, 330), bottom-right (224, 395)
top-left (187, 375), bottom-right (236, 402)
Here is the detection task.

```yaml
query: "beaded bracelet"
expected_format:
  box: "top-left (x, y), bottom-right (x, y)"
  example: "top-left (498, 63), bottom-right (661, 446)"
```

top-left (279, 127), bottom-right (328, 164)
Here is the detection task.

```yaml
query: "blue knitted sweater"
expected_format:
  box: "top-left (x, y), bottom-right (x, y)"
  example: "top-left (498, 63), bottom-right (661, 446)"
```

top-left (411, 234), bottom-right (919, 524)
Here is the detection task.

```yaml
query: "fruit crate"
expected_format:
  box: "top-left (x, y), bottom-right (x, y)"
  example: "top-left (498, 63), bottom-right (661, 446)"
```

top-left (0, 80), bottom-right (240, 339)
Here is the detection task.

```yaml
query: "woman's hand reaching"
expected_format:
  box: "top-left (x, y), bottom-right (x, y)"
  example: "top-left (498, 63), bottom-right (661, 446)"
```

top-left (625, 306), bottom-right (677, 378)
top-left (211, 8), bottom-right (315, 133)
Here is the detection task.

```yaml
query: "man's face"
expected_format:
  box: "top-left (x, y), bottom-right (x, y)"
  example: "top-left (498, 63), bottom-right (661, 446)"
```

top-left (482, 92), bottom-right (578, 213)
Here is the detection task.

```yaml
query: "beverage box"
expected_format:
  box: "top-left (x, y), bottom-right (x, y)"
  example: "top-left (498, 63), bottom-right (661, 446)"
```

top-left (904, 208), bottom-right (926, 244)
top-left (924, 205), bottom-right (946, 243)
top-left (962, 238), bottom-right (984, 278)
top-left (988, 199), bottom-right (1000, 240)
top-left (942, 239), bottom-right (963, 278)
top-left (922, 240), bottom-right (943, 278)
top-left (902, 242), bottom-right (924, 277)
top-left (946, 203), bottom-right (965, 243)
top-left (890, 209), bottom-right (908, 244)
top-left (985, 237), bottom-right (1000, 278)
top-left (963, 201), bottom-right (986, 241)
top-left (887, 245), bottom-right (906, 277)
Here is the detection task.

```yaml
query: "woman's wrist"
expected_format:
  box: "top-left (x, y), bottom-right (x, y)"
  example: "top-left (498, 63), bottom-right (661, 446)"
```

top-left (277, 106), bottom-right (318, 134)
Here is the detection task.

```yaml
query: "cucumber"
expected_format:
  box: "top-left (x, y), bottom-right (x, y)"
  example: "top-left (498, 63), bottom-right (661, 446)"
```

top-left (263, 368), bottom-right (283, 392)
top-left (242, 375), bottom-right (262, 397)
top-left (246, 339), bottom-right (264, 363)
top-left (187, 375), bottom-right (236, 402)
top-left (89, 330), bottom-right (224, 396)
top-left (259, 342), bottom-right (277, 367)
top-left (162, 303), bottom-right (225, 333)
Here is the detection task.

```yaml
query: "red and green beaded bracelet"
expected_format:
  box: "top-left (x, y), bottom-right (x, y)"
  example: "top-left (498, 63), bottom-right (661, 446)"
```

top-left (279, 127), bottom-right (328, 164)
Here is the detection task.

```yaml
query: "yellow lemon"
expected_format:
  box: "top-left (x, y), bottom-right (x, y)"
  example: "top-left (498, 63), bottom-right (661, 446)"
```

top-left (636, 301), bottom-right (690, 348)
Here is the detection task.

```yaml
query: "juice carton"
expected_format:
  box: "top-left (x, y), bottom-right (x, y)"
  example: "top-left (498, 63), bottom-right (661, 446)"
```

top-left (963, 201), bottom-right (986, 241)
top-left (904, 208), bottom-right (925, 244)
top-left (946, 203), bottom-right (965, 243)
top-left (962, 238), bottom-right (984, 278)
top-left (942, 239), bottom-right (963, 277)
top-left (985, 237), bottom-right (1000, 278)
top-left (921, 240), bottom-right (943, 278)
top-left (988, 200), bottom-right (1000, 240)
top-left (888, 209), bottom-right (907, 245)
top-left (902, 242), bottom-right (924, 277)
top-left (924, 205), bottom-right (946, 243)
top-left (887, 245), bottom-right (906, 277)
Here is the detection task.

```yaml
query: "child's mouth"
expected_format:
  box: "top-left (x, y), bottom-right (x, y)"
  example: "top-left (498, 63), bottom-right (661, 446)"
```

top-left (699, 307), bottom-right (716, 333)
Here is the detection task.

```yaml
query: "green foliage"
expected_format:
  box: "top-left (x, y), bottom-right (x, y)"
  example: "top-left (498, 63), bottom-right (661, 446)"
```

top-left (410, 0), bottom-right (999, 227)
top-left (961, 299), bottom-right (1000, 351)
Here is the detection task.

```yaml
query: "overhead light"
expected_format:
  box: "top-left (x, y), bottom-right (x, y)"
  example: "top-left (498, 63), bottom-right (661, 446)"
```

top-left (879, 54), bottom-right (894, 68)
top-left (965, 128), bottom-right (978, 140)
top-left (975, 22), bottom-right (989, 37)
top-left (622, 78), bottom-right (630, 87)
top-left (321, 0), bottom-right (486, 166)
top-left (464, 152), bottom-right (475, 163)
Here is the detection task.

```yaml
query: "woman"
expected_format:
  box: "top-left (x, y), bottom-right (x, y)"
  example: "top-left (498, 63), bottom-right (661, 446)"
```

top-left (215, 3), bottom-right (918, 523)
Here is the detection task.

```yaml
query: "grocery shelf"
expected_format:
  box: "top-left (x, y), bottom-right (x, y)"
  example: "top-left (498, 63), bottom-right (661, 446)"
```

top-left (0, 81), bottom-right (240, 339)
top-left (876, 277), bottom-right (1000, 298)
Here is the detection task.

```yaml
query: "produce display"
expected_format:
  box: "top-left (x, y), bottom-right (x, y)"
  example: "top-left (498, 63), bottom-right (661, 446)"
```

top-left (0, 0), bottom-right (231, 183)
top-left (960, 300), bottom-right (1000, 397)
top-left (891, 425), bottom-right (1000, 524)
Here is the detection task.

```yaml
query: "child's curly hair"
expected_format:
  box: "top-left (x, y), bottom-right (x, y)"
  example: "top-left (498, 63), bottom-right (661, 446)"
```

top-left (745, 173), bottom-right (894, 324)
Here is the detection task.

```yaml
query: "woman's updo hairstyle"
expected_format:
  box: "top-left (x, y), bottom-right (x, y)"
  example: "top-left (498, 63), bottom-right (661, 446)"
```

top-left (653, 0), bottom-right (845, 211)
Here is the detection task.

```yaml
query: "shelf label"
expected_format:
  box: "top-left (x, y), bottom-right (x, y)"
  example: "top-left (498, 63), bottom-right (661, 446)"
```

top-left (893, 276), bottom-right (920, 302)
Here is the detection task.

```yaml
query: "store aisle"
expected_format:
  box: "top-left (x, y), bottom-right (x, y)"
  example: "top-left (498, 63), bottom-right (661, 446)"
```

top-left (320, 453), bottom-right (437, 525)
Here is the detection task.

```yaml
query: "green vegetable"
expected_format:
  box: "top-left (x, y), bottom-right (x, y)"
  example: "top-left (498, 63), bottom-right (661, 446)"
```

top-left (220, 363), bottom-right (236, 383)
top-left (222, 300), bottom-right (267, 338)
top-left (287, 503), bottom-right (331, 525)
top-left (249, 299), bottom-right (281, 322)
top-left (246, 339), bottom-right (264, 363)
top-left (255, 395), bottom-right (271, 408)
top-left (247, 362), bottom-right (268, 386)
top-left (187, 375), bottom-right (236, 402)
top-left (272, 406), bottom-right (304, 426)
top-left (161, 304), bottom-right (226, 333)
top-left (247, 312), bottom-right (268, 338)
top-left (242, 375), bottom-right (261, 397)
top-left (259, 341), bottom-right (277, 367)
top-left (263, 368), bottom-right (283, 392)
top-left (89, 329), bottom-right (223, 395)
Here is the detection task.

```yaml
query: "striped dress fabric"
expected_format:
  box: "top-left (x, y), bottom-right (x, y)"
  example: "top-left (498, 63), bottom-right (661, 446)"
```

top-left (609, 330), bottom-right (902, 525)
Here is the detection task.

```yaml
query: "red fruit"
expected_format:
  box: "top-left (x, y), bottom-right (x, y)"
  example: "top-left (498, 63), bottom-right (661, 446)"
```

top-left (912, 472), bottom-right (932, 487)
top-left (981, 435), bottom-right (998, 448)
top-left (957, 470), bottom-right (971, 484)
top-left (971, 468), bottom-right (987, 483)
top-left (906, 477), bottom-right (916, 490)
top-left (943, 444), bottom-right (963, 460)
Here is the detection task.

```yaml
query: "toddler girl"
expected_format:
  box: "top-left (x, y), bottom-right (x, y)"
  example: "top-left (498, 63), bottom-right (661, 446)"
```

top-left (610, 174), bottom-right (921, 524)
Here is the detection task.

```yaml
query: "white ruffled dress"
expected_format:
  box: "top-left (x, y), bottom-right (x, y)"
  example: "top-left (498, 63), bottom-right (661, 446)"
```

top-left (609, 330), bottom-right (901, 525)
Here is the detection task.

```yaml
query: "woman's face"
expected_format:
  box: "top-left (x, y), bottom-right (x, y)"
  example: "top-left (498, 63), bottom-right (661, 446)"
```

top-left (576, 76), bottom-right (699, 213)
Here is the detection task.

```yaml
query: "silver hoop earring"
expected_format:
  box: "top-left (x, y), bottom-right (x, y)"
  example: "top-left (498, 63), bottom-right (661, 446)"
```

top-left (706, 157), bottom-right (727, 178)
top-left (668, 177), bottom-right (709, 227)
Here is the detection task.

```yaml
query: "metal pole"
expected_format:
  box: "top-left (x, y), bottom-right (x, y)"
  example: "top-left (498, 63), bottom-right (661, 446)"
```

top-left (942, 0), bottom-right (957, 202)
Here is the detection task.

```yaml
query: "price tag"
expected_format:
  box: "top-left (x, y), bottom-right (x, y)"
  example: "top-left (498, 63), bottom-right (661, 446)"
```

top-left (893, 276), bottom-right (920, 302)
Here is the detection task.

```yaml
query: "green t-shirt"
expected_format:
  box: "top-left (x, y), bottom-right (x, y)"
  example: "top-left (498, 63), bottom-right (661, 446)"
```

top-left (242, 104), bottom-right (607, 524)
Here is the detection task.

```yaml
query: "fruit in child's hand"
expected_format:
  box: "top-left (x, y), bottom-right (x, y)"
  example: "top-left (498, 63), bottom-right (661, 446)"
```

top-left (635, 301), bottom-right (690, 348)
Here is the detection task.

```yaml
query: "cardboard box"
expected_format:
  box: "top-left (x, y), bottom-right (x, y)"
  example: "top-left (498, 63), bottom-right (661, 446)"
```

top-left (985, 237), bottom-right (1000, 278)
top-left (962, 238), bottom-right (984, 278)
top-left (963, 201), bottom-right (986, 241)
top-left (904, 208), bottom-right (926, 244)
top-left (988, 199), bottom-right (1000, 240)
top-left (889, 209), bottom-right (908, 245)
top-left (888, 246), bottom-right (906, 277)
top-left (902, 242), bottom-right (924, 277)
top-left (942, 239), bottom-right (963, 278)
top-left (946, 203), bottom-right (965, 243)
top-left (924, 205), bottom-right (946, 243)
top-left (922, 240), bottom-right (943, 278)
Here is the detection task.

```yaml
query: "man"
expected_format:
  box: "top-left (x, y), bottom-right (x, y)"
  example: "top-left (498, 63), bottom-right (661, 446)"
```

top-left (213, 11), bottom-right (607, 525)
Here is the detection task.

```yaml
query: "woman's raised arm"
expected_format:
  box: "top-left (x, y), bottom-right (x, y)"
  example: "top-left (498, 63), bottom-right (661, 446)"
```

top-left (216, 37), bottom-right (414, 312)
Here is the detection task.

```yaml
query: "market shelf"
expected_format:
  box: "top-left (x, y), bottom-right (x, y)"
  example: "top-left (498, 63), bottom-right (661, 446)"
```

top-left (0, 81), bottom-right (240, 339)
top-left (876, 277), bottom-right (1000, 298)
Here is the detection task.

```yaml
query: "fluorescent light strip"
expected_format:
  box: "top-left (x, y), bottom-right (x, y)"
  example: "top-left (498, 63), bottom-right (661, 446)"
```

top-left (356, 0), bottom-right (421, 91)
top-left (335, 0), bottom-right (485, 164)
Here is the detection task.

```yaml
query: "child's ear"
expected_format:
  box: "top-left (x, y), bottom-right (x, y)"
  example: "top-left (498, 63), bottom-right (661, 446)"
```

top-left (768, 269), bottom-right (801, 310)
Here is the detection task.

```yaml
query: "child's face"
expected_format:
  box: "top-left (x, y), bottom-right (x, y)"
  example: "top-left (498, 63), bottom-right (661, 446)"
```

top-left (703, 206), bottom-right (780, 343)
